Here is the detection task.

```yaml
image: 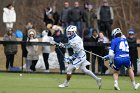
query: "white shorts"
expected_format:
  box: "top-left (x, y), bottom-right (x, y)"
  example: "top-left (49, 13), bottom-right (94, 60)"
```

top-left (67, 56), bottom-right (90, 73)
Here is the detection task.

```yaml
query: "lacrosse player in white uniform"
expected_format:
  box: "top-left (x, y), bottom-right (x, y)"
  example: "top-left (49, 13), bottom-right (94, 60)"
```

top-left (58, 25), bottom-right (102, 89)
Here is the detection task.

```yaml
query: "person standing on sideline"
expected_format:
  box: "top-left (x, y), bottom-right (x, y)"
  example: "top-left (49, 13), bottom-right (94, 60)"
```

top-left (58, 25), bottom-right (102, 89)
top-left (98, 32), bottom-right (109, 74)
top-left (43, 7), bottom-right (54, 26)
top-left (3, 29), bottom-right (17, 71)
top-left (90, 29), bottom-right (99, 73)
top-left (127, 28), bottom-right (138, 76)
top-left (97, 0), bottom-right (114, 40)
top-left (26, 29), bottom-right (39, 72)
top-left (52, 25), bottom-right (67, 74)
top-left (21, 22), bottom-right (34, 71)
top-left (68, 1), bottom-right (83, 37)
top-left (3, 4), bottom-right (16, 29)
top-left (41, 26), bottom-right (54, 72)
top-left (103, 28), bottom-right (140, 90)
top-left (60, 1), bottom-right (71, 31)
top-left (83, 29), bottom-right (91, 70)
top-left (83, 4), bottom-right (96, 37)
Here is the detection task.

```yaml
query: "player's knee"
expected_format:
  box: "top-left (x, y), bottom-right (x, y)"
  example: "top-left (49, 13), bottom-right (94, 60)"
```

top-left (67, 71), bottom-right (72, 74)
top-left (80, 67), bottom-right (88, 73)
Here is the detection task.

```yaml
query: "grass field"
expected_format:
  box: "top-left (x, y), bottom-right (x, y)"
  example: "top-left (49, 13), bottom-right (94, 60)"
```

top-left (0, 73), bottom-right (140, 93)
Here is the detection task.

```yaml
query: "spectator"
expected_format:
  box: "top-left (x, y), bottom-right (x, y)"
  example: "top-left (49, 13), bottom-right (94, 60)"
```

top-left (43, 7), bottom-right (54, 26)
top-left (21, 22), bottom-right (34, 71)
top-left (60, 2), bottom-right (71, 31)
top-left (41, 24), bottom-right (54, 72)
top-left (127, 28), bottom-right (138, 76)
top-left (68, 1), bottom-right (83, 37)
top-left (52, 6), bottom-right (60, 25)
top-left (83, 30), bottom-right (91, 70)
top-left (83, 2), bottom-right (89, 11)
top-left (90, 29), bottom-right (99, 73)
top-left (83, 4), bottom-right (96, 37)
top-left (98, 31), bottom-right (109, 74)
top-left (3, 29), bottom-right (17, 71)
top-left (52, 25), bottom-right (67, 74)
top-left (60, 2), bottom-right (73, 57)
top-left (26, 29), bottom-right (39, 72)
top-left (3, 4), bottom-right (16, 30)
top-left (97, 0), bottom-right (114, 40)
top-left (25, 22), bottom-right (34, 30)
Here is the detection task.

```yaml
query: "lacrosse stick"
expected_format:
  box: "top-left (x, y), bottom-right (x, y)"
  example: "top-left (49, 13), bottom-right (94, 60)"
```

top-left (82, 49), bottom-right (104, 59)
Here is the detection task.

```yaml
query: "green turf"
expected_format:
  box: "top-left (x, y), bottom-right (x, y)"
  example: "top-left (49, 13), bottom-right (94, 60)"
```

top-left (0, 73), bottom-right (140, 93)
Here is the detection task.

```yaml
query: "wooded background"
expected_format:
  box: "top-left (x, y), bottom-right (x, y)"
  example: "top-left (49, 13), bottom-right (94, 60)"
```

top-left (0, 0), bottom-right (140, 38)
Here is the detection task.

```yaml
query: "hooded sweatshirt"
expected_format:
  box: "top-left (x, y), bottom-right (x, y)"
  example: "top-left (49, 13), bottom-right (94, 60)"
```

top-left (3, 7), bottom-right (16, 23)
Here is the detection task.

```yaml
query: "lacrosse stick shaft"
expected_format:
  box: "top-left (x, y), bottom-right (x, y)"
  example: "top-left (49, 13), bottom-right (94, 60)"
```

top-left (55, 42), bottom-right (104, 59)
top-left (83, 49), bottom-right (104, 59)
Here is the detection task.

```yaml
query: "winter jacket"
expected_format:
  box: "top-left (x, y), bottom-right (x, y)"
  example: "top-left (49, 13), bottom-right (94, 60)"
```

top-left (68, 7), bottom-right (83, 22)
top-left (3, 8), bottom-right (16, 23)
top-left (127, 37), bottom-right (138, 60)
top-left (3, 34), bottom-right (17, 55)
top-left (42, 30), bottom-right (54, 53)
top-left (53, 31), bottom-right (67, 53)
top-left (43, 11), bottom-right (54, 25)
top-left (26, 38), bottom-right (39, 60)
top-left (21, 33), bottom-right (28, 57)
top-left (83, 10), bottom-right (96, 28)
top-left (98, 36), bottom-right (109, 56)
top-left (60, 7), bottom-right (71, 23)
top-left (97, 6), bottom-right (114, 22)
top-left (90, 35), bottom-right (99, 53)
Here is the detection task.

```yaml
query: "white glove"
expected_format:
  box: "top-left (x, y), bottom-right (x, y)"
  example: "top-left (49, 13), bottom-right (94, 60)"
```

top-left (59, 42), bottom-right (65, 48)
top-left (103, 55), bottom-right (110, 61)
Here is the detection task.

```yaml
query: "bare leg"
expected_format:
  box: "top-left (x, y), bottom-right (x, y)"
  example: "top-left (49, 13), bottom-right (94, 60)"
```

top-left (128, 68), bottom-right (136, 87)
top-left (128, 68), bottom-right (135, 81)
top-left (58, 66), bottom-right (75, 88)
top-left (128, 67), bottom-right (140, 89)
top-left (113, 70), bottom-right (119, 83)
top-left (113, 70), bottom-right (120, 90)
top-left (66, 74), bottom-right (72, 81)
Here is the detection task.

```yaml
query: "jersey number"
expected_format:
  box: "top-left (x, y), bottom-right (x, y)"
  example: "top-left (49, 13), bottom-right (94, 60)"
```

top-left (119, 41), bottom-right (129, 52)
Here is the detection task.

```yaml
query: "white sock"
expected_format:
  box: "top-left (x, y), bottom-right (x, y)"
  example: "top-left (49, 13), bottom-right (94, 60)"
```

top-left (114, 80), bottom-right (118, 85)
top-left (132, 81), bottom-right (136, 87)
top-left (65, 80), bottom-right (69, 83)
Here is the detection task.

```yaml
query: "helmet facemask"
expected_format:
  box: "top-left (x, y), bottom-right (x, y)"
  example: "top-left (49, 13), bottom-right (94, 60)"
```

top-left (66, 25), bottom-right (77, 38)
top-left (66, 31), bottom-right (75, 37)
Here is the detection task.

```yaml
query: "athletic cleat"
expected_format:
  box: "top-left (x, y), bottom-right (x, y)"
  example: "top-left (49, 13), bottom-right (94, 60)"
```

top-left (96, 78), bottom-right (102, 89)
top-left (114, 84), bottom-right (120, 90)
top-left (58, 80), bottom-right (69, 88)
top-left (134, 83), bottom-right (140, 90)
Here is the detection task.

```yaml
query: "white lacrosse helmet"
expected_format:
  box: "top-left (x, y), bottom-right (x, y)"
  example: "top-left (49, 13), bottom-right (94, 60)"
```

top-left (112, 28), bottom-right (122, 37)
top-left (66, 25), bottom-right (77, 37)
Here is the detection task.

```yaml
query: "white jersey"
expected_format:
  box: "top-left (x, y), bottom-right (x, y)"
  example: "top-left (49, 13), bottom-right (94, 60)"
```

top-left (68, 35), bottom-right (86, 59)
top-left (65, 34), bottom-right (90, 70)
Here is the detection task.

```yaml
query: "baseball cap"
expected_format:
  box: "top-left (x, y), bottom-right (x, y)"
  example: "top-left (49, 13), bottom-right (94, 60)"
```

top-left (128, 28), bottom-right (135, 34)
